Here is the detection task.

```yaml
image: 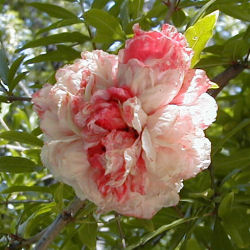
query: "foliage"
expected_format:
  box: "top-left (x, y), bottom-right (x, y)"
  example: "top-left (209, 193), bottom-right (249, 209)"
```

top-left (0, 0), bottom-right (249, 249)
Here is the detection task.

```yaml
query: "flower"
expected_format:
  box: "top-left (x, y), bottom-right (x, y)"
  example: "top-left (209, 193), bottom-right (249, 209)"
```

top-left (32, 24), bottom-right (217, 219)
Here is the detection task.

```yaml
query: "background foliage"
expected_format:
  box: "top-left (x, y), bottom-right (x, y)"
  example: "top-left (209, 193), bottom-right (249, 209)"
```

top-left (0, 0), bottom-right (249, 249)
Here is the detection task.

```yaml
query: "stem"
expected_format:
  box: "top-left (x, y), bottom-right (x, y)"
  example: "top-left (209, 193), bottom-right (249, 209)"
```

top-left (5, 95), bottom-right (32, 102)
top-left (79, 0), bottom-right (96, 50)
top-left (8, 229), bottom-right (47, 249)
top-left (115, 213), bottom-right (126, 249)
top-left (165, 0), bottom-right (177, 23)
top-left (207, 63), bottom-right (246, 98)
top-left (35, 197), bottom-right (85, 250)
top-left (209, 164), bottom-right (216, 194)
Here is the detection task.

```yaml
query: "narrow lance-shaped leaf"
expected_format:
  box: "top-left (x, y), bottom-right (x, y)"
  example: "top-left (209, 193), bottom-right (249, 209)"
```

top-left (28, 3), bottom-right (77, 19)
top-left (127, 217), bottom-right (197, 249)
top-left (211, 218), bottom-right (234, 250)
top-left (78, 215), bottom-right (97, 250)
top-left (7, 55), bottom-right (26, 85)
top-left (25, 45), bottom-right (80, 64)
top-left (84, 9), bottom-right (126, 43)
top-left (9, 72), bottom-right (28, 93)
top-left (185, 11), bottom-right (218, 68)
top-left (0, 131), bottom-right (43, 147)
top-left (218, 3), bottom-right (250, 22)
top-left (186, 0), bottom-right (217, 28)
top-left (1, 185), bottom-right (52, 194)
top-left (36, 19), bottom-right (83, 36)
top-left (0, 156), bottom-right (37, 173)
top-left (18, 32), bottom-right (89, 51)
top-left (0, 48), bottom-right (9, 85)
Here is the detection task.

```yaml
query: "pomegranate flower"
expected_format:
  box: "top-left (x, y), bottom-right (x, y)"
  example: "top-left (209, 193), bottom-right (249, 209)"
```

top-left (33, 24), bottom-right (217, 219)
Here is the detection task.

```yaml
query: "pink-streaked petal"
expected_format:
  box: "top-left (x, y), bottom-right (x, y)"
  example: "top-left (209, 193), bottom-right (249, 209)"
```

top-left (123, 97), bottom-right (147, 133)
top-left (41, 138), bottom-right (87, 187)
top-left (171, 69), bottom-right (213, 105)
top-left (32, 84), bottom-right (80, 139)
top-left (118, 59), bottom-right (185, 113)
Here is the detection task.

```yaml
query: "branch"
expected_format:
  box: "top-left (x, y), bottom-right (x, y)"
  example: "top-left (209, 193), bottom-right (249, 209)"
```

top-left (8, 229), bottom-right (47, 249)
top-left (35, 197), bottom-right (85, 250)
top-left (164, 0), bottom-right (177, 23)
top-left (207, 63), bottom-right (246, 98)
top-left (7, 95), bottom-right (32, 102)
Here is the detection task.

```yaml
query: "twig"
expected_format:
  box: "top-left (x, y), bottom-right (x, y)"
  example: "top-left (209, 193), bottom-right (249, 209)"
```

top-left (35, 197), bottom-right (85, 250)
top-left (164, 0), bottom-right (177, 23)
top-left (209, 163), bottom-right (216, 193)
top-left (8, 95), bottom-right (32, 102)
top-left (0, 200), bottom-right (51, 205)
top-left (115, 213), bottom-right (126, 249)
top-left (79, 0), bottom-right (97, 50)
top-left (207, 63), bottom-right (246, 98)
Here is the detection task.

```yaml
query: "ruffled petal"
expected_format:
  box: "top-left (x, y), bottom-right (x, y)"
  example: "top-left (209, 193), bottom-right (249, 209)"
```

top-left (32, 84), bottom-right (80, 140)
top-left (171, 69), bottom-right (213, 105)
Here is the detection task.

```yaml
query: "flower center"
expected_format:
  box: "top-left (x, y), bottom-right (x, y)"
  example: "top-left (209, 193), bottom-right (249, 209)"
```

top-left (72, 86), bottom-right (146, 202)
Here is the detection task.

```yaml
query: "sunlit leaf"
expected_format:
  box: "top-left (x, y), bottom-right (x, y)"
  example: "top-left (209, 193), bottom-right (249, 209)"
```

top-left (185, 11), bottom-right (218, 67)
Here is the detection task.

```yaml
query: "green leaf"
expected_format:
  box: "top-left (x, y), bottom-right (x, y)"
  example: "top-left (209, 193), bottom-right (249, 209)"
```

top-left (212, 119), bottom-right (250, 156)
top-left (172, 9), bottom-right (186, 27)
top-left (127, 217), bottom-right (197, 249)
top-left (92, 0), bottom-right (110, 9)
top-left (185, 11), bottom-right (218, 67)
top-left (129, 0), bottom-right (144, 19)
top-left (218, 192), bottom-right (234, 218)
top-left (18, 32), bottom-right (89, 51)
top-left (0, 48), bottom-right (9, 85)
top-left (36, 19), bottom-right (83, 36)
top-left (1, 185), bottom-right (51, 194)
top-left (214, 148), bottom-right (250, 176)
top-left (223, 39), bottom-right (249, 60)
top-left (24, 45), bottom-right (80, 64)
top-left (0, 156), bottom-right (37, 173)
top-left (84, 9), bottom-right (126, 43)
top-left (7, 55), bottom-right (26, 85)
top-left (218, 3), bottom-right (250, 22)
top-left (8, 72), bottom-right (28, 93)
top-left (186, 0), bottom-right (217, 28)
top-left (54, 182), bottom-right (64, 212)
top-left (31, 127), bottom-right (42, 136)
top-left (0, 95), bottom-right (8, 103)
top-left (211, 218), bottom-right (234, 250)
top-left (0, 131), bottom-right (43, 147)
top-left (78, 215), bottom-right (97, 249)
top-left (120, 0), bottom-right (130, 30)
top-left (196, 55), bottom-right (230, 68)
top-left (220, 206), bottom-right (250, 248)
top-left (28, 3), bottom-right (77, 19)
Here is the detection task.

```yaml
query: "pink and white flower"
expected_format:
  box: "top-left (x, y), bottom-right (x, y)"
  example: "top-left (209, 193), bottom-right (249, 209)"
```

top-left (33, 24), bottom-right (217, 219)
